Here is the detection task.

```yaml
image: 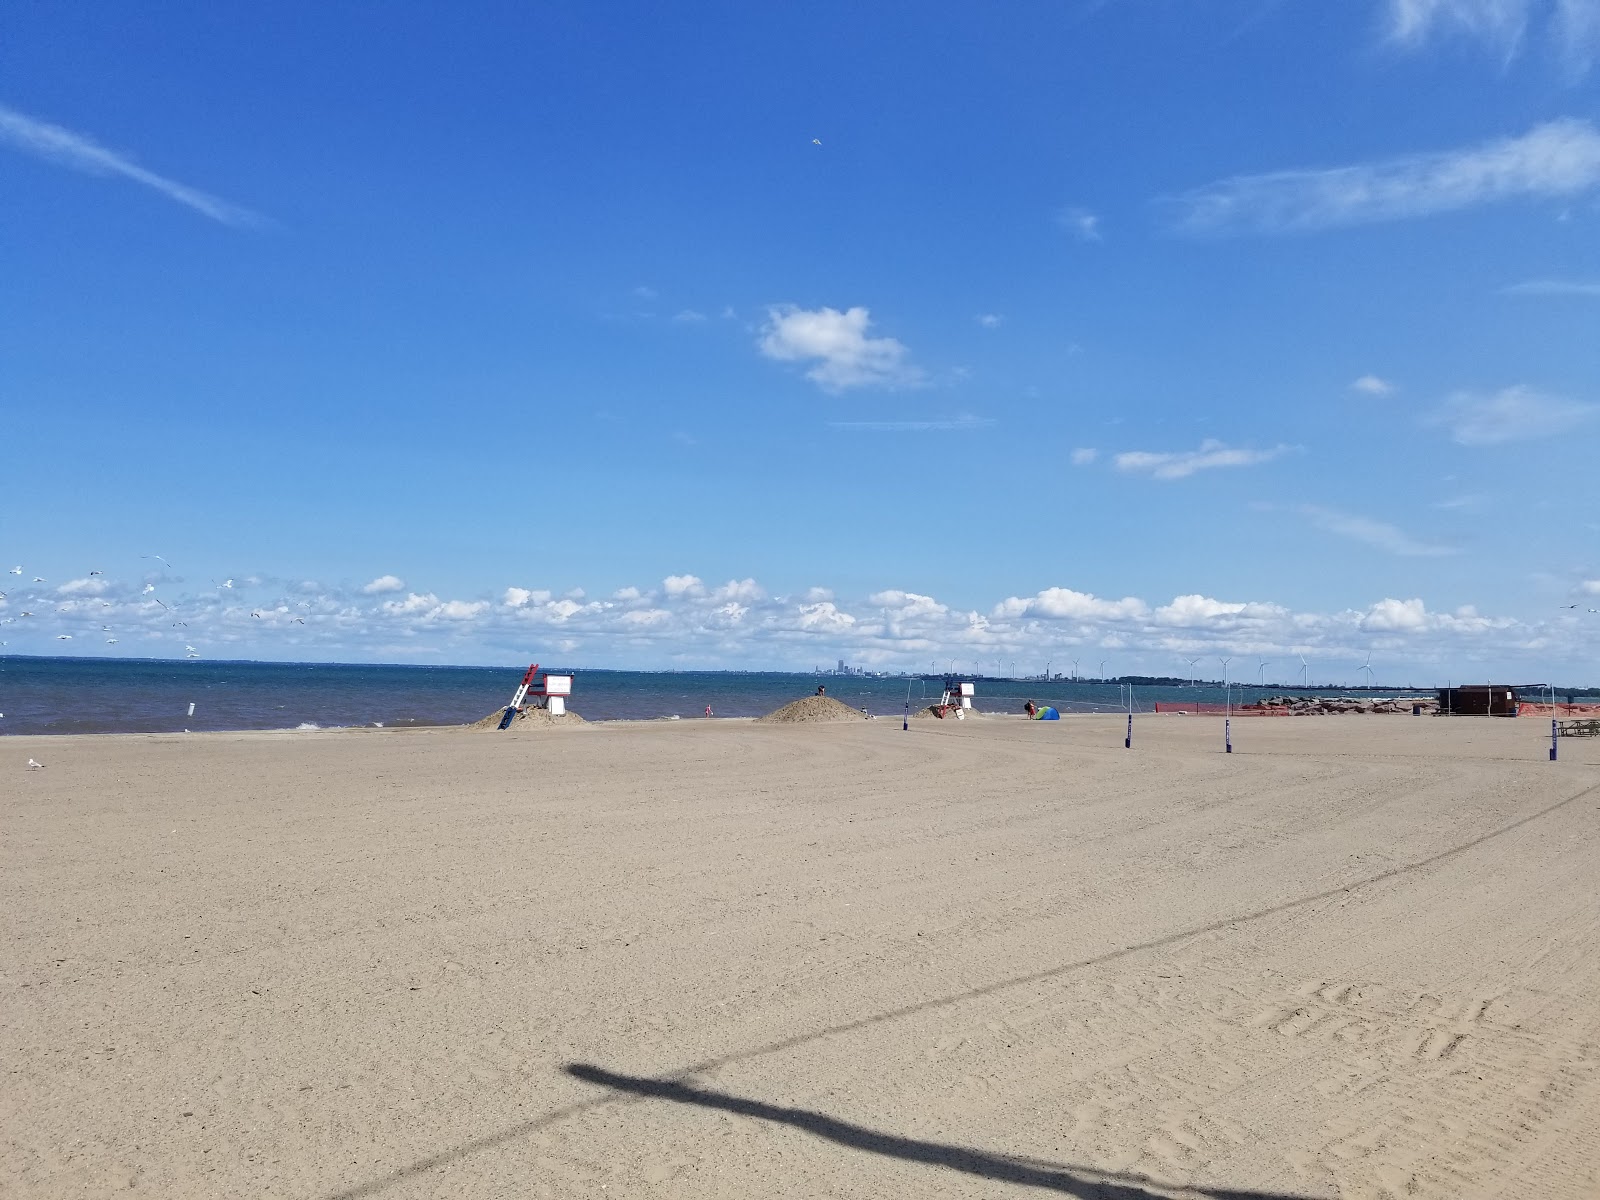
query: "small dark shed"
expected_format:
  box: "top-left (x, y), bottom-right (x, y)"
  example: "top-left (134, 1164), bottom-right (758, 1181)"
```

top-left (1437, 685), bottom-right (1519, 716)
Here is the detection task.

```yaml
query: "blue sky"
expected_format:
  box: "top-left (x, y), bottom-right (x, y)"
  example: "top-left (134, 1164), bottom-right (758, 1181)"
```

top-left (3, 0), bottom-right (1599, 681)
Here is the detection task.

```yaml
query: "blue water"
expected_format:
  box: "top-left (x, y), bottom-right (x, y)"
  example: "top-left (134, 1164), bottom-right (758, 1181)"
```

top-left (0, 655), bottom-right (1430, 735)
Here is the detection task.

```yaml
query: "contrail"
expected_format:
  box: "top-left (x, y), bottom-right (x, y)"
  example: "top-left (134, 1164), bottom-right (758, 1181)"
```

top-left (0, 101), bottom-right (264, 227)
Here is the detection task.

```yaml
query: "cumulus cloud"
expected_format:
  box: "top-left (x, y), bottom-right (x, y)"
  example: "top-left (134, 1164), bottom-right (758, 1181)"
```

top-left (1165, 119), bottom-right (1600, 235)
top-left (1113, 440), bottom-right (1293, 480)
top-left (1428, 385), bottom-right (1597, 443)
top-left (1070, 447), bottom-right (1099, 466)
top-left (362, 575), bottom-right (406, 594)
top-left (758, 305), bottom-right (921, 390)
top-left (994, 588), bottom-right (1149, 622)
top-left (662, 574), bottom-right (704, 598)
top-left (976, 313), bottom-right (1004, 328)
top-left (0, 102), bottom-right (263, 226)
top-left (1352, 375), bottom-right (1396, 395)
top-left (0, 567), bottom-right (1573, 677)
top-left (503, 587), bottom-right (552, 607)
top-left (1299, 505), bottom-right (1458, 556)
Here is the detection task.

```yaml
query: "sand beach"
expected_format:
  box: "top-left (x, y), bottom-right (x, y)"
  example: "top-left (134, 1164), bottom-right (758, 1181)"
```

top-left (4, 714), bottom-right (1599, 1198)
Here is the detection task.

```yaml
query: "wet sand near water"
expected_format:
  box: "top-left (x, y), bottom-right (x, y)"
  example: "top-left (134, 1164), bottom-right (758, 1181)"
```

top-left (4, 715), bottom-right (1599, 1198)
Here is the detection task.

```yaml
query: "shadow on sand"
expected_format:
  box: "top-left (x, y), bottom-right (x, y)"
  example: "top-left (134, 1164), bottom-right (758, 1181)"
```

top-left (562, 1063), bottom-right (1316, 1198)
top-left (326, 785), bottom-right (1592, 1198)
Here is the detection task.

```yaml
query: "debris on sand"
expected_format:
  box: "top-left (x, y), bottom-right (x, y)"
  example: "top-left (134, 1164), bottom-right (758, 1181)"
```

top-left (757, 695), bottom-right (868, 724)
top-left (468, 707), bottom-right (587, 731)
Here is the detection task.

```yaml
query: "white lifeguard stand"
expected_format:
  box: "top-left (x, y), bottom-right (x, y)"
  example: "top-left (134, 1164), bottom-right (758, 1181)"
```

top-left (935, 678), bottom-right (975, 718)
top-left (543, 674), bottom-right (573, 716)
top-left (498, 663), bottom-right (576, 728)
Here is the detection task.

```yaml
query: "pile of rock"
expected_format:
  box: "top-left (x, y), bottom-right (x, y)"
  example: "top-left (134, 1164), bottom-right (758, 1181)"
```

top-left (1253, 696), bottom-right (1437, 716)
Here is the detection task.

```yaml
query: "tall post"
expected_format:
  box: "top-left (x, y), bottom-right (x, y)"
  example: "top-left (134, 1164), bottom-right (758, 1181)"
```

top-left (1124, 683), bottom-right (1133, 750)
top-left (1551, 717), bottom-right (1558, 761)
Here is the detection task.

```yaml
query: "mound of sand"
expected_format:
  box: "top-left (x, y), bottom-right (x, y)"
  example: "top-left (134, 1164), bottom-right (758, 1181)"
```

top-left (757, 695), bottom-right (867, 724)
top-left (468, 706), bottom-right (587, 731)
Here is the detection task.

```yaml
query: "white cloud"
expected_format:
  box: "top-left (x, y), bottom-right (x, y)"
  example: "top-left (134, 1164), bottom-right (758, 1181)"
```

top-left (383, 592), bottom-right (439, 615)
top-left (712, 578), bottom-right (765, 603)
top-left (1113, 439), bottom-right (1293, 480)
top-left (994, 588), bottom-right (1149, 622)
top-left (0, 567), bottom-right (1576, 677)
top-left (363, 575), bottom-right (406, 594)
top-left (1153, 595), bottom-right (1289, 626)
top-left (503, 587), bottom-right (552, 607)
top-left (57, 577), bottom-right (108, 596)
top-left (1070, 447), bottom-right (1099, 466)
top-left (662, 574), bottom-right (704, 598)
top-left (868, 589), bottom-right (948, 618)
top-left (1352, 375), bottom-right (1396, 395)
top-left (1503, 278), bottom-right (1600, 295)
top-left (1166, 118), bottom-right (1600, 235)
top-left (976, 313), bottom-right (1004, 328)
top-left (0, 102), bottom-right (262, 226)
top-left (1429, 384), bottom-right (1597, 444)
top-left (758, 305), bottom-right (921, 391)
top-left (1360, 597), bottom-right (1429, 631)
top-left (673, 309), bottom-right (707, 322)
top-left (1299, 505), bottom-right (1458, 556)
top-left (1058, 207), bottom-right (1102, 241)
top-left (1386, 0), bottom-right (1600, 69)
top-left (803, 587), bottom-right (835, 603)
top-left (1580, 579), bottom-right (1600, 595)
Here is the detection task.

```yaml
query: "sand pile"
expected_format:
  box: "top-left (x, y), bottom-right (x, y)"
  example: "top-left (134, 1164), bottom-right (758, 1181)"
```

top-left (758, 695), bottom-right (866, 723)
top-left (468, 706), bottom-right (587, 731)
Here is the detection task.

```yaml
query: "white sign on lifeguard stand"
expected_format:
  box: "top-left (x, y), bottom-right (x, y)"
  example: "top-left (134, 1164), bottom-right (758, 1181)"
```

top-left (544, 674), bottom-right (573, 716)
top-left (956, 681), bottom-right (975, 709)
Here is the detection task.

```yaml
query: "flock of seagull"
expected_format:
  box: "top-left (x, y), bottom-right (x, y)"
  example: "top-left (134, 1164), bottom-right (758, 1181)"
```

top-left (1, 558), bottom-right (310, 656)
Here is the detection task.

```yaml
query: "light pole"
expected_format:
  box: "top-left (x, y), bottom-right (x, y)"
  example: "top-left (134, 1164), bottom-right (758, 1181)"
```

top-left (1220, 656), bottom-right (1232, 753)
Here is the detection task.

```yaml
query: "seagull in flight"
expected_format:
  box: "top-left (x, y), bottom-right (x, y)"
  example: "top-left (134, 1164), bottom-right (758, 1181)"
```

top-left (811, 138), bottom-right (822, 145)
top-left (1561, 603), bottom-right (1578, 608)
top-left (19, 611), bottom-right (33, 618)
top-left (143, 583), bottom-right (156, 594)
top-left (89, 570), bottom-right (102, 576)
top-left (8, 566), bottom-right (20, 575)
top-left (106, 638), bottom-right (118, 644)
top-left (142, 555), bottom-right (171, 569)
top-left (32, 577), bottom-right (46, 583)
top-left (56, 634), bottom-right (72, 640)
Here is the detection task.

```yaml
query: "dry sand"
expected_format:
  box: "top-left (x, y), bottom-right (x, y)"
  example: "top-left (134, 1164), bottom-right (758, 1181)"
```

top-left (4, 716), bottom-right (1599, 1199)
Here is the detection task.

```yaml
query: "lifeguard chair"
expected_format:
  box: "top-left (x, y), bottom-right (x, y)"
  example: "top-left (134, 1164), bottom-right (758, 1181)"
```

top-left (497, 663), bottom-right (575, 729)
top-left (933, 677), bottom-right (974, 719)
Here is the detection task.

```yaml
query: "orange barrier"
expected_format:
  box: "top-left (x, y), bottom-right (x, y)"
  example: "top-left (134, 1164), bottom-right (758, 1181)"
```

top-left (1516, 703), bottom-right (1600, 718)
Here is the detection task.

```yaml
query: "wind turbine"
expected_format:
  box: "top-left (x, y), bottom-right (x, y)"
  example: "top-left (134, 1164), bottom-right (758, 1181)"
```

top-left (1359, 652), bottom-right (1374, 690)
top-left (1299, 655), bottom-right (1309, 689)
top-left (1186, 657), bottom-right (1200, 687)
top-left (1071, 659), bottom-right (1079, 681)
top-left (1258, 659), bottom-right (1270, 687)
top-left (1099, 659), bottom-right (1107, 681)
